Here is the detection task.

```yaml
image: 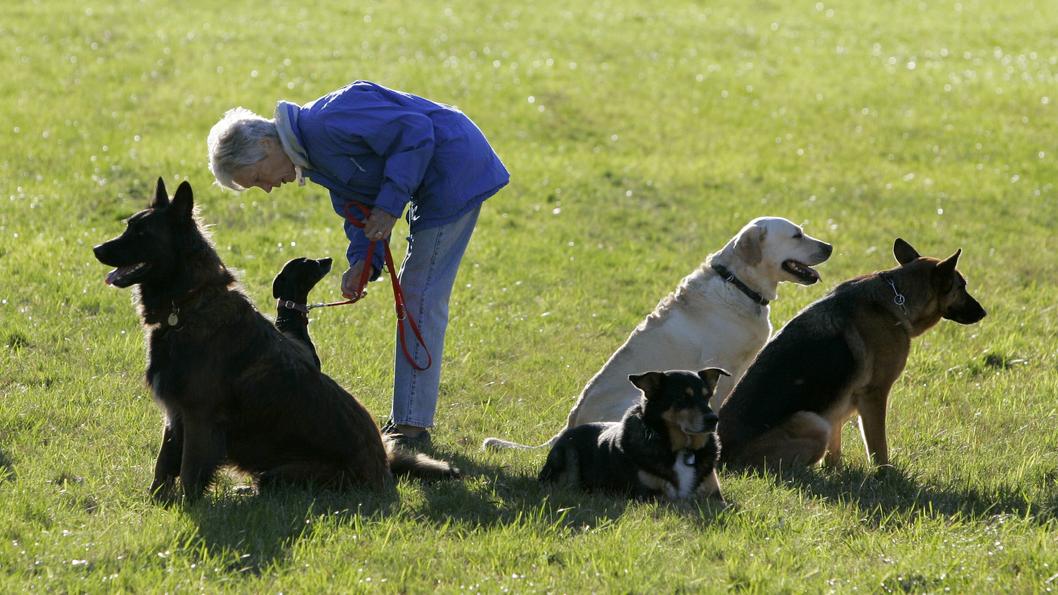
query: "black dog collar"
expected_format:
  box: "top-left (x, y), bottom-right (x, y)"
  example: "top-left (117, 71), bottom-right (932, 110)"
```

top-left (711, 263), bottom-right (769, 306)
top-left (276, 298), bottom-right (311, 314)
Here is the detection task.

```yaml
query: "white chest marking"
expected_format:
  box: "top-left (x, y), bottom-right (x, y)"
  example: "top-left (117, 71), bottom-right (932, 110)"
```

top-left (672, 454), bottom-right (697, 499)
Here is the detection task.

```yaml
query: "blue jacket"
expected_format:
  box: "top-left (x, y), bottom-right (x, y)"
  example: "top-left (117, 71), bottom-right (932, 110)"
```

top-left (273, 81), bottom-right (510, 270)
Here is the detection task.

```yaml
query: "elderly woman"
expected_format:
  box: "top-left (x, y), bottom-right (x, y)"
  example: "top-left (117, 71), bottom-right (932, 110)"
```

top-left (207, 80), bottom-right (509, 447)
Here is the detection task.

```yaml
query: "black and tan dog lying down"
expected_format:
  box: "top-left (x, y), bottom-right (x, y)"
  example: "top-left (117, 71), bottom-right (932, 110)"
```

top-left (540, 369), bottom-right (728, 503)
top-left (93, 179), bottom-right (458, 502)
top-left (719, 239), bottom-right (986, 470)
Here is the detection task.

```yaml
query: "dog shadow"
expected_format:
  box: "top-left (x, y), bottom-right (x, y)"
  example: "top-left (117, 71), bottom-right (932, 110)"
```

top-left (180, 478), bottom-right (402, 574)
top-left (0, 446), bottom-right (14, 483)
top-left (177, 448), bottom-right (733, 569)
top-left (412, 449), bottom-right (731, 531)
top-left (748, 464), bottom-right (1057, 527)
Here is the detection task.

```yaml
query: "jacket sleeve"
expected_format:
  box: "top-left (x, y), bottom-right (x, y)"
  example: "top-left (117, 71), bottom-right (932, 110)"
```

top-left (330, 191), bottom-right (383, 279)
top-left (322, 104), bottom-right (436, 218)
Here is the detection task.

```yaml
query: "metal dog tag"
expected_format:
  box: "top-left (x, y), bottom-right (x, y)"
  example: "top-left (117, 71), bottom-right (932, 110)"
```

top-left (167, 312), bottom-right (179, 326)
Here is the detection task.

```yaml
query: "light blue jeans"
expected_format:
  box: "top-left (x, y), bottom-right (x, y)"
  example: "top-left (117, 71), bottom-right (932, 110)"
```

top-left (390, 206), bottom-right (480, 428)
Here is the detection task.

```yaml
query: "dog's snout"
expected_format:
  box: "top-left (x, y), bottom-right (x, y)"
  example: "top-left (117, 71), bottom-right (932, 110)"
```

top-left (820, 242), bottom-right (833, 259)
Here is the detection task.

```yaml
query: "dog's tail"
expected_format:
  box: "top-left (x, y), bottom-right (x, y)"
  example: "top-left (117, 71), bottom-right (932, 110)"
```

top-left (383, 437), bottom-right (462, 481)
top-left (481, 432), bottom-right (562, 451)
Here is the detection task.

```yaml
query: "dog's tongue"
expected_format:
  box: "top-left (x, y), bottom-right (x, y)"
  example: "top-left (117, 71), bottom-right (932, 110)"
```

top-left (105, 265), bottom-right (137, 286)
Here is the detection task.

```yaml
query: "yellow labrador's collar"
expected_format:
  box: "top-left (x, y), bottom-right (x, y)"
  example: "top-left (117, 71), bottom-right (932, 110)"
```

top-left (712, 263), bottom-right (769, 306)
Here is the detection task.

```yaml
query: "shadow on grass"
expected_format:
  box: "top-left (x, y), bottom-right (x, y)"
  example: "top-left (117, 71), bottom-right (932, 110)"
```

top-left (414, 448), bottom-right (731, 531)
top-left (181, 480), bottom-right (401, 574)
top-left (175, 448), bottom-right (730, 571)
top-left (744, 464), bottom-right (1058, 526)
top-left (0, 445), bottom-right (14, 483)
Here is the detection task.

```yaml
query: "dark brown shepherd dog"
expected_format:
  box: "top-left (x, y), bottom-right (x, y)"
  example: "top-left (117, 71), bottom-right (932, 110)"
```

top-left (718, 238), bottom-right (986, 470)
top-left (93, 179), bottom-right (458, 502)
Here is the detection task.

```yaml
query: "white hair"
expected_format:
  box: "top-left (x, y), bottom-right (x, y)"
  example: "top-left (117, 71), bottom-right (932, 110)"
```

top-left (206, 107), bottom-right (279, 191)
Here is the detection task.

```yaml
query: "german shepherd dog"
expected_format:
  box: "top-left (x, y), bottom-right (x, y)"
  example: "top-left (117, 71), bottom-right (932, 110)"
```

top-left (718, 238), bottom-right (987, 470)
top-left (93, 179), bottom-right (458, 501)
top-left (539, 369), bottom-right (728, 502)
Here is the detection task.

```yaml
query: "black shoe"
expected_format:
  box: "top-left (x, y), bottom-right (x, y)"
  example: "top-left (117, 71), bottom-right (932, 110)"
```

top-left (380, 420), bottom-right (432, 449)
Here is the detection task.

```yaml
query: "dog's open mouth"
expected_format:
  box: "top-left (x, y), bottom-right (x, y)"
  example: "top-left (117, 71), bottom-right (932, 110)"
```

top-left (105, 263), bottom-right (150, 288)
top-left (783, 259), bottom-right (820, 284)
top-left (681, 421), bottom-right (718, 435)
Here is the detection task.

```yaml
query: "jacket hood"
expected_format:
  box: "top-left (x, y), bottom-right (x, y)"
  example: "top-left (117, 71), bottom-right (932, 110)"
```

top-left (274, 100), bottom-right (312, 171)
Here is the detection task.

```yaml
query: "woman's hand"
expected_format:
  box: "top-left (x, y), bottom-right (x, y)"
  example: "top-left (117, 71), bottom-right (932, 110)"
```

top-left (341, 263), bottom-right (366, 298)
top-left (363, 207), bottom-right (398, 241)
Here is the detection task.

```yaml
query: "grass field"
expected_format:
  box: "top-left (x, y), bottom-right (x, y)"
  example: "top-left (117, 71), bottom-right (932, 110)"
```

top-left (2, 0), bottom-right (1058, 591)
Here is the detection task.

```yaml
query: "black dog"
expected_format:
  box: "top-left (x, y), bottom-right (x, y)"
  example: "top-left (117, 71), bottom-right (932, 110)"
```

top-left (539, 369), bottom-right (728, 502)
top-left (272, 257), bottom-right (333, 370)
top-left (93, 179), bottom-right (458, 501)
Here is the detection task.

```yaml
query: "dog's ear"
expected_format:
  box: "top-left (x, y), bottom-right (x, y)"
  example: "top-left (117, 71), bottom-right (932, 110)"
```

top-left (935, 248), bottom-right (961, 291)
top-left (938, 248), bottom-right (961, 273)
top-left (151, 177), bottom-right (170, 209)
top-left (628, 372), bottom-right (663, 397)
top-left (169, 181), bottom-right (195, 223)
top-left (697, 367), bottom-right (730, 395)
top-left (734, 224), bottom-right (765, 265)
top-left (893, 238), bottom-right (920, 265)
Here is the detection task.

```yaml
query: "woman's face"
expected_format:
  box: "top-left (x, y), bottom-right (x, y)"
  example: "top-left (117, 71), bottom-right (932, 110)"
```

top-left (231, 139), bottom-right (296, 193)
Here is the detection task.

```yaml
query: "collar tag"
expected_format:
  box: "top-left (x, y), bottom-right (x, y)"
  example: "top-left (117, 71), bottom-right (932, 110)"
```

top-left (882, 273), bottom-right (909, 316)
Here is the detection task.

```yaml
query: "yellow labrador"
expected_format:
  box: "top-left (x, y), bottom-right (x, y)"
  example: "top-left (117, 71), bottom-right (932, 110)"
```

top-left (483, 217), bottom-right (832, 450)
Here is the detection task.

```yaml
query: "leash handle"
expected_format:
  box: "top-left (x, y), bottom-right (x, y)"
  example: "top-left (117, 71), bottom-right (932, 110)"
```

top-left (336, 203), bottom-right (432, 371)
top-left (341, 203), bottom-right (379, 301)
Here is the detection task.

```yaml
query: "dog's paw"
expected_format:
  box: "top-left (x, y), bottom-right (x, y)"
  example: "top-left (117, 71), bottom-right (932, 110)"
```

top-left (149, 479), bottom-right (179, 505)
top-left (873, 464), bottom-right (901, 481)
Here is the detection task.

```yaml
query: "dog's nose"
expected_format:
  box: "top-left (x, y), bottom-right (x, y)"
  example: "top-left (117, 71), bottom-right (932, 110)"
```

top-left (821, 242), bottom-right (834, 258)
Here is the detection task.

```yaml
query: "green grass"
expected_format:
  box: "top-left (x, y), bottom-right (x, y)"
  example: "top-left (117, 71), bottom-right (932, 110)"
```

top-left (2, 0), bottom-right (1057, 591)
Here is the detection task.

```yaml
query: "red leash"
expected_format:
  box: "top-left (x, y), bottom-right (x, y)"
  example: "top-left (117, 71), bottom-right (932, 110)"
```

top-left (306, 203), bottom-right (432, 371)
